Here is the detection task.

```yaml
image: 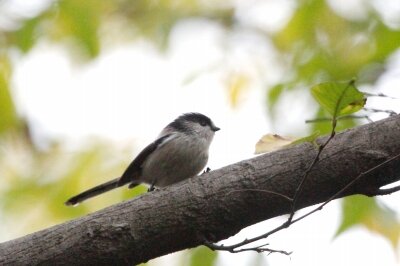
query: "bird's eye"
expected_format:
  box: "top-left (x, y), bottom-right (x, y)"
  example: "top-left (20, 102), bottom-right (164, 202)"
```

top-left (200, 121), bottom-right (207, 126)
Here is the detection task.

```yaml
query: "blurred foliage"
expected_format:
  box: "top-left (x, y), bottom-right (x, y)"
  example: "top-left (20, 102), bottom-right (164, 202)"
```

top-left (185, 246), bottom-right (218, 266)
top-left (0, 124), bottom-right (147, 237)
top-left (1, 0), bottom-right (400, 264)
top-left (272, 0), bottom-right (400, 84)
top-left (225, 71), bottom-right (250, 108)
top-left (268, 0), bottom-right (400, 122)
top-left (2, 0), bottom-right (234, 58)
top-left (0, 54), bottom-right (20, 134)
top-left (336, 195), bottom-right (400, 248)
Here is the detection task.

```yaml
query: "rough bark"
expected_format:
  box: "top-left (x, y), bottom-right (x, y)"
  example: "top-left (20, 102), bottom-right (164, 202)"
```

top-left (1, 115), bottom-right (400, 265)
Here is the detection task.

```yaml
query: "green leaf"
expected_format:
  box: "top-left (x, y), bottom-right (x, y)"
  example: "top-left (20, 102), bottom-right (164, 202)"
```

top-left (54, 0), bottom-right (103, 58)
top-left (335, 196), bottom-right (400, 248)
top-left (311, 81), bottom-right (366, 118)
top-left (0, 55), bottom-right (20, 134)
top-left (267, 84), bottom-right (285, 112)
top-left (290, 131), bottom-right (320, 147)
top-left (272, 0), bottom-right (400, 91)
top-left (13, 16), bottom-right (42, 53)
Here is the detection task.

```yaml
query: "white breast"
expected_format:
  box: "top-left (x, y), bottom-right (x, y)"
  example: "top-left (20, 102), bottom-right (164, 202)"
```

top-left (140, 133), bottom-right (209, 187)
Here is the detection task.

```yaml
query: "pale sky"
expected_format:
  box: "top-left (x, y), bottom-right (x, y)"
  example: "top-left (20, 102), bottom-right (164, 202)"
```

top-left (5, 0), bottom-right (400, 265)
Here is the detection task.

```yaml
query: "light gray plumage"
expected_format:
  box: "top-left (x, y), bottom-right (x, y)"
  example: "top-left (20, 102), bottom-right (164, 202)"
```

top-left (65, 113), bottom-right (219, 206)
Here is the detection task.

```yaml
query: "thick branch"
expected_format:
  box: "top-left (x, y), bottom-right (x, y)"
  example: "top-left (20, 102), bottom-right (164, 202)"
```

top-left (1, 115), bottom-right (400, 265)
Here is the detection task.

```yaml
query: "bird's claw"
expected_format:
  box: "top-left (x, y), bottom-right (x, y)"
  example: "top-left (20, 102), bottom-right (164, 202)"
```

top-left (202, 167), bottom-right (211, 175)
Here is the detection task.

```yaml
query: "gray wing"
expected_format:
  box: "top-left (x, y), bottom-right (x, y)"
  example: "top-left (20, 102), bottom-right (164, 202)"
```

top-left (117, 133), bottom-right (174, 186)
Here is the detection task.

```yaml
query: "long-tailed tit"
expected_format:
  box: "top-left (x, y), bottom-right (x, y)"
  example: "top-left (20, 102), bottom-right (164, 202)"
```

top-left (65, 113), bottom-right (219, 206)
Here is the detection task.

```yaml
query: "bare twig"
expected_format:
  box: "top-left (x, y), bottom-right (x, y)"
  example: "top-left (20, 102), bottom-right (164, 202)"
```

top-left (290, 153), bottom-right (400, 224)
top-left (203, 82), bottom-right (399, 255)
top-left (306, 115), bottom-right (373, 123)
top-left (363, 92), bottom-right (397, 99)
top-left (235, 244), bottom-right (292, 255)
top-left (204, 241), bottom-right (292, 255)
top-left (287, 130), bottom-right (335, 223)
top-left (226, 189), bottom-right (293, 202)
top-left (204, 153), bottom-right (400, 253)
top-left (204, 80), bottom-right (365, 254)
top-left (288, 80), bottom-right (356, 223)
top-left (363, 107), bottom-right (397, 116)
top-left (203, 214), bottom-right (292, 253)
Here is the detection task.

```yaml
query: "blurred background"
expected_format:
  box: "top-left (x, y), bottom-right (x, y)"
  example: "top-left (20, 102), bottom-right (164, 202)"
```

top-left (1, 0), bottom-right (400, 265)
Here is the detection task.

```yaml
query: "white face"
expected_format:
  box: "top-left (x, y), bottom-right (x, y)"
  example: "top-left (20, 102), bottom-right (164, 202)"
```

top-left (185, 120), bottom-right (217, 145)
top-left (159, 113), bottom-right (219, 144)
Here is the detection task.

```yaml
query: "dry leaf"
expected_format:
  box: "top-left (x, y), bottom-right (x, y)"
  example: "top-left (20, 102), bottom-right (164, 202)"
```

top-left (255, 134), bottom-right (296, 154)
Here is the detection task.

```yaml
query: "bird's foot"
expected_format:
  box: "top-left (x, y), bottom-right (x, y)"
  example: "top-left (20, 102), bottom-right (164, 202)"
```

top-left (148, 183), bottom-right (156, 192)
top-left (202, 167), bottom-right (211, 175)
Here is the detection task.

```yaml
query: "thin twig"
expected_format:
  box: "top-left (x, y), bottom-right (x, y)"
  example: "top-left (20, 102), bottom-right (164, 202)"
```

top-left (204, 153), bottom-right (400, 253)
top-left (287, 130), bottom-right (334, 223)
top-left (363, 92), bottom-right (397, 99)
top-left (290, 153), bottom-right (400, 225)
top-left (363, 107), bottom-right (397, 116)
top-left (306, 115), bottom-right (372, 123)
top-left (305, 108), bottom-right (399, 124)
top-left (204, 80), bottom-right (365, 254)
top-left (288, 80), bottom-right (355, 223)
top-left (203, 216), bottom-right (291, 252)
top-left (204, 240), bottom-right (292, 255)
top-left (234, 245), bottom-right (292, 255)
top-left (226, 189), bottom-right (293, 202)
top-left (204, 81), bottom-right (400, 255)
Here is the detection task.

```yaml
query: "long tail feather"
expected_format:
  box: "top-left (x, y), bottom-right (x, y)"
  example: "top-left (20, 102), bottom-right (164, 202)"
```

top-left (65, 178), bottom-right (123, 206)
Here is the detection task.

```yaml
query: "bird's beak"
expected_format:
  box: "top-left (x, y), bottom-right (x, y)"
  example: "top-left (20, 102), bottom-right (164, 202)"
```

top-left (211, 124), bottom-right (220, 132)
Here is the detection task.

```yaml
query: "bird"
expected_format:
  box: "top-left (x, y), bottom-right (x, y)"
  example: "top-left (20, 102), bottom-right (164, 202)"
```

top-left (65, 113), bottom-right (220, 206)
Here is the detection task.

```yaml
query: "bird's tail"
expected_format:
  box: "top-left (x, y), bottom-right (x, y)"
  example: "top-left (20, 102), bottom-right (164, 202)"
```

top-left (65, 178), bottom-right (126, 206)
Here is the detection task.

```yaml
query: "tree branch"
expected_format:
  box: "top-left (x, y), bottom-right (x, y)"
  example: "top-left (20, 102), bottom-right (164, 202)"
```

top-left (1, 115), bottom-right (400, 265)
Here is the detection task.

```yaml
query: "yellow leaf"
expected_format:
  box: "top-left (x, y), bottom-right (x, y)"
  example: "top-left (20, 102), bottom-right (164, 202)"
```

top-left (225, 72), bottom-right (250, 108)
top-left (255, 134), bottom-right (296, 154)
